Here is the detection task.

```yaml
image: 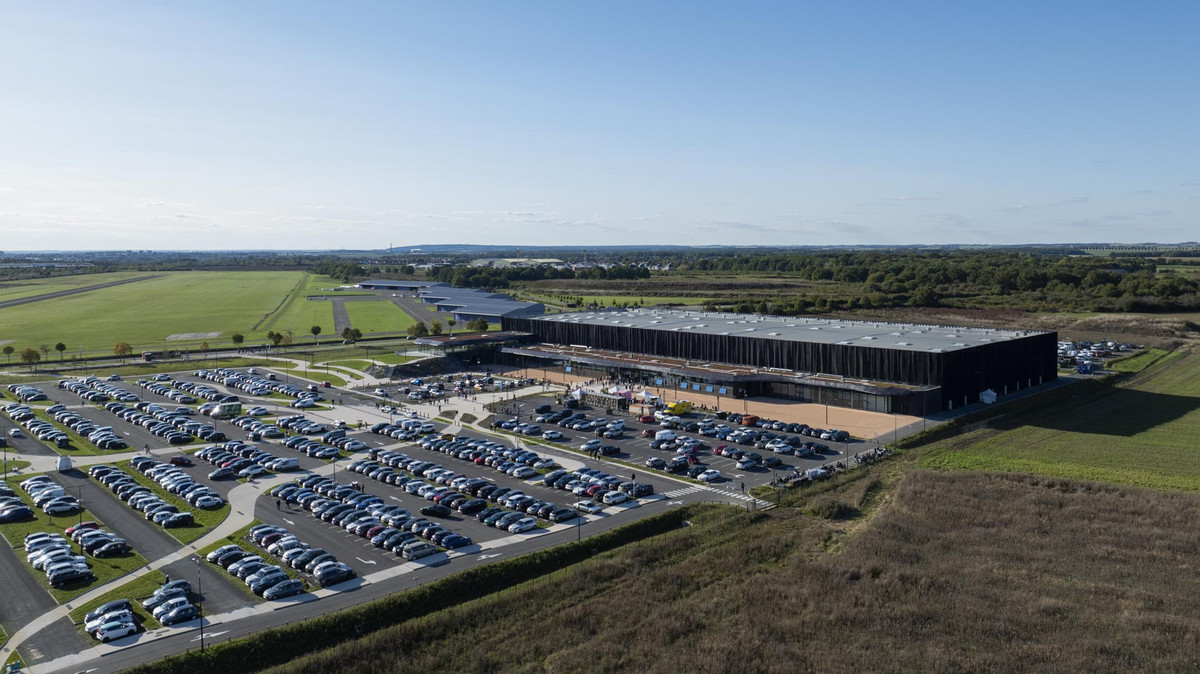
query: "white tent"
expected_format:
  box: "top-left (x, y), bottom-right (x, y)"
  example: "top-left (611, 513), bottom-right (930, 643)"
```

top-left (979, 389), bottom-right (998, 404)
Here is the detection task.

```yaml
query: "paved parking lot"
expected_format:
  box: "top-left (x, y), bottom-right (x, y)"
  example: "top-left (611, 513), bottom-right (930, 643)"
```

top-left (488, 394), bottom-right (866, 490)
top-left (3, 366), bottom-right (776, 674)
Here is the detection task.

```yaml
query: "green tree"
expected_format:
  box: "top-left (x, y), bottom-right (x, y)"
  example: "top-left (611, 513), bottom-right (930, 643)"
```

top-left (341, 326), bottom-right (354, 340)
top-left (430, 320), bottom-right (443, 336)
top-left (113, 341), bottom-right (133, 364)
top-left (910, 285), bottom-right (941, 307)
top-left (310, 325), bottom-right (322, 343)
top-left (21, 347), bottom-right (40, 372)
top-left (349, 328), bottom-right (362, 340)
top-left (39, 344), bottom-right (51, 359)
top-left (2, 345), bottom-right (13, 362)
top-left (446, 318), bottom-right (456, 335)
top-left (200, 341), bottom-right (210, 359)
top-left (231, 333), bottom-right (245, 348)
top-left (54, 342), bottom-right (66, 360)
top-left (406, 322), bottom-right (429, 338)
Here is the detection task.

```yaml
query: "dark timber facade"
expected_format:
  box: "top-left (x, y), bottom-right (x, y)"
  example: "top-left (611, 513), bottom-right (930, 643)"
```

top-left (501, 310), bottom-right (1058, 414)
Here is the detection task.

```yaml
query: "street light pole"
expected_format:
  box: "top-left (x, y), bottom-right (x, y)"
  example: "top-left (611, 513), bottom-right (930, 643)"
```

top-left (192, 556), bottom-right (204, 651)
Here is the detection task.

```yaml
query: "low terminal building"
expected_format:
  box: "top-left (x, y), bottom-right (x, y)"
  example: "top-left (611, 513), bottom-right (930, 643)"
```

top-left (499, 309), bottom-right (1058, 415)
top-left (356, 280), bottom-right (447, 292)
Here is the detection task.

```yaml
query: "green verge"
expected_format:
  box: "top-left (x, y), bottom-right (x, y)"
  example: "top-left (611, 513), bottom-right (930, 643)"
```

top-left (1, 473), bottom-right (153, 603)
top-left (95, 460), bottom-right (230, 545)
top-left (122, 504), bottom-right (694, 674)
top-left (323, 360), bottom-right (374, 372)
top-left (919, 347), bottom-right (1200, 492)
top-left (194, 520), bottom-right (309, 601)
top-left (67, 570), bottom-right (168, 632)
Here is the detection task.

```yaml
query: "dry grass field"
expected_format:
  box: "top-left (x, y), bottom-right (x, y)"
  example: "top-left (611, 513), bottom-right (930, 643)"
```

top-left (262, 470), bottom-right (1200, 674)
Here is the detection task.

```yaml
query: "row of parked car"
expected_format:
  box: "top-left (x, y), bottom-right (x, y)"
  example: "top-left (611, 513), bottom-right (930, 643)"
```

top-left (88, 461), bottom-right (198, 528)
top-left (0, 482), bottom-right (33, 522)
top-left (22, 525), bottom-right (95, 588)
top-left (541, 467), bottom-right (654, 506)
top-left (369, 417), bottom-right (438, 441)
top-left (80, 576), bottom-right (198, 644)
top-left (197, 442), bottom-right (295, 478)
top-left (7, 384), bottom-right (48, 402)
top-left (103, 399), bottom-right (226, 444)
top-left (205, 540), bottom-right (307, 597)
top-left (276, 474), bottom-right (471, 559)
top-left (15, 474), bottom-right (83, 516)
top-left (60, 378), bottom-right (206, 446)
top-left (194, 368), bottom-right (317, 402)
top-left (229, 414), bottom-right (284, 440)
top-left (57, 378), bottom-right (131, 404)
top-left (62, 520), bottom-right (131, 557)
top-left (235, 522), bottom-right (356, 588)
top-left (362, 442), bottom-right (581, 526)
top-left (3, 402), bottom-right (78, 449)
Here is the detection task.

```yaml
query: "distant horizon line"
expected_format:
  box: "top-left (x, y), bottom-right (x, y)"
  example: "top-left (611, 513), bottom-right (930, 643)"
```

top-left (2, 242), bottom-right (1199, 255)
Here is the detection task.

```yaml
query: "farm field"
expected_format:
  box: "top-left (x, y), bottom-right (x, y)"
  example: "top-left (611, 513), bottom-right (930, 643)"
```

top-left (0, 271), bottom-right (344, 354)
top-left (0, 272), bottom-right (153, 303)
top-left (254, 471), bottom-right (1200, 674)
top-left (922, 347), bottom-right (1200, 492)
top-left (343, 300), bottom-right (418, 334)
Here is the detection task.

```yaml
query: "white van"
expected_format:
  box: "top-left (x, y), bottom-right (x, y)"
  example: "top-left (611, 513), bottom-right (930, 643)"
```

top-left (655, 429), bottom-right (677, 442)
top-left (57, 456), bottom-right (72, 472)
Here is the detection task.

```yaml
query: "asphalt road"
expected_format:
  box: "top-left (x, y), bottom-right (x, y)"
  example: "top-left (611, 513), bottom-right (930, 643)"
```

top-left (0, 540), bottom-right (61, 655)
top-left (330, 299), bottom-right (351, 335)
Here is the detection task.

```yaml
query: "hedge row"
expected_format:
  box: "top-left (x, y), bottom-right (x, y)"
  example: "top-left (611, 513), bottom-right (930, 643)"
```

top-left (126, 506), bottom-right (691, 674)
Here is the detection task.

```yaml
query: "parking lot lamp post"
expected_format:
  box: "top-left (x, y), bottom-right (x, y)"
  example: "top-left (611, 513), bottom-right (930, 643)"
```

top-left (76, 485), bottom-right (84, 527)
top-left (192, 556), bottom-right (204, 650)
top-left (575, 507), bottom-right (582, 542)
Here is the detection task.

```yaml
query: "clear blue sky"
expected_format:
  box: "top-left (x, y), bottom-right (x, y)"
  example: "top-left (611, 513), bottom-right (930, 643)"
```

top-left (1, 1), bottom-right (1196, 250)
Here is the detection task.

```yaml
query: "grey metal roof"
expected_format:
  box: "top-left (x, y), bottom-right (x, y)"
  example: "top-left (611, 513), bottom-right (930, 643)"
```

top-left (451, 301), bottom-right (544, 317)
top-left (527, 309), bottom-right (1048, 354)
top-left (358, 280), bottom-right (445, 288)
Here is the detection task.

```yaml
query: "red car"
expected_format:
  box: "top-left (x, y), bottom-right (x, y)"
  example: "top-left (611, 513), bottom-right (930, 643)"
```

top-left (714, 444), bottom-right (728, 456)
top-left (641, 429), bottom-right (655, 438)
top-left (170, 456), bottom-right (194, 467)
top-left (66, 521), bottom-right (100, 536)
top-left (638, 415), bottom-right (656, 424)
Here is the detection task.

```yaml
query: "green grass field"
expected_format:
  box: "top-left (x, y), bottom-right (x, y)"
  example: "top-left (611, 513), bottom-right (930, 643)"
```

top-left (0, 271), bottom-right (344, 354)
top-left (1, 474), bottom-right (153, 603)
top-left (0, 272), bottom-right (152, 302)
top-left (921, 348), bottom-right (1200, 491)
top-left (323, 359), bottom-right (374, 372)
top-left (343, 301), bottom-right (418, 334)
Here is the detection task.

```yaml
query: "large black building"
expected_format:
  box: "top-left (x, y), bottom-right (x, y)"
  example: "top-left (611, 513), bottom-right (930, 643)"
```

top-left (502, 310), bottom-right (1057, 414)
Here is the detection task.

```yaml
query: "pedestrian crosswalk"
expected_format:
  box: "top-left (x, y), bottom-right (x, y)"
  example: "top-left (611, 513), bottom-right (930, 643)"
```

top-left (662, 485), bottom-right (705, 498)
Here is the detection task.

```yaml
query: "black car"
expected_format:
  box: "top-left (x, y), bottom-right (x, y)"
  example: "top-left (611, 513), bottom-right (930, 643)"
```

top-left (457, 499), bottom-right (488, 515)
top-left (420, 504), bottom-right (452, 518)
top-left (216, 549), bottom-right (249, 568)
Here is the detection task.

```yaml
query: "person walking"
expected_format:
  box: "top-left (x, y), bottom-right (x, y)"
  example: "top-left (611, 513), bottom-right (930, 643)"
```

top-left (275, 498), bottom-right (282, 510)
